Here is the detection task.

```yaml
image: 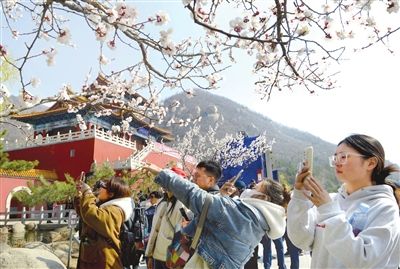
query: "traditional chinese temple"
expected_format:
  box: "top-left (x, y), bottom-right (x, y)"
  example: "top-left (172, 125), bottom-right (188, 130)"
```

top-left (1, 74), bottom-right (196, 213)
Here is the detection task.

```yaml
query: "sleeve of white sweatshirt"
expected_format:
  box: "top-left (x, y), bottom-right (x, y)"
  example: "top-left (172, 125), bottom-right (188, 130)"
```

top-left (287, 189), bottom-right (317, 251)
top-left (318, 198), bottom-right (400, 268)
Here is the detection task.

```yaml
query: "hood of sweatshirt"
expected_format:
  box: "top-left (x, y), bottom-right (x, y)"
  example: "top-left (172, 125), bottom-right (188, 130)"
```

top-left (100, 197), bottom-right (135, 221)
top-left (336, 184), bottom-right (397, 211)
top-left (242, 198), bottom-right (286, 240)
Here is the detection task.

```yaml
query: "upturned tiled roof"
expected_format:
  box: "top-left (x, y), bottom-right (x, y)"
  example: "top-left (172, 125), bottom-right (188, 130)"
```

top-left (0, 169), bottom-right (58, 180)
top-left (11, 75), bottom-right (173, 140)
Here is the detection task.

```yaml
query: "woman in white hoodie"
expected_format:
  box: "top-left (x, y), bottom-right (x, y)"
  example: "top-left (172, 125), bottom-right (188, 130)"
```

top-left (287, 134), bottom-right (400, 269)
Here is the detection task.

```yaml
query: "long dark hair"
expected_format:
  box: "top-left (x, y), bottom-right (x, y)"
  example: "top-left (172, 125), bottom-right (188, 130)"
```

top-left (339, 134), bottom-right (399, 203)
top-left (160, 192), bottom-right (178, 214)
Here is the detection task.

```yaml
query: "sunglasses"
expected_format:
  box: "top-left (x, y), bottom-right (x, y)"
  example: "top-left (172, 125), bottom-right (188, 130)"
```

top-left (94, 180), bottom-right (108, 190)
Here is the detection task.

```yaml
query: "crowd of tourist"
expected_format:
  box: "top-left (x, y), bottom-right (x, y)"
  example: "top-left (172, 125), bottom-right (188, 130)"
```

top-left (73, 134), bottom-right (400, 269)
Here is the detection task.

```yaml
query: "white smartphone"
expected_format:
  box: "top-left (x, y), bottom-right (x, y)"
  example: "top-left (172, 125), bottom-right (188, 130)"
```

top-left (303, 146), bottom-right (314, 174)
top-left (79, 171), bottom-right (86, 182)
top-left (230, 169), bottom-right (244, 184)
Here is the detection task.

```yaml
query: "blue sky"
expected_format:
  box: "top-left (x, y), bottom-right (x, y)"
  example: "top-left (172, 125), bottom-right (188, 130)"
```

top-left (2, 1), bottom-right (400, 165)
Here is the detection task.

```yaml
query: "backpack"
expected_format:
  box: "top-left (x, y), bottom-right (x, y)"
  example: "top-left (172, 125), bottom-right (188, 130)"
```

top-left (120, 206), bottom-right (148, 268)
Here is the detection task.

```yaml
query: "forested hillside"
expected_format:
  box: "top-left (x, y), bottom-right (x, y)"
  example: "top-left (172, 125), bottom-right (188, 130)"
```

top-left (161, 90), bottom-right (340, 191)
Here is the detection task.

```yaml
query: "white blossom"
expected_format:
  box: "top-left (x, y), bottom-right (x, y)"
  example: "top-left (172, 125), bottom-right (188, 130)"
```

top-left (163, 41), bottom-right (176, 56)
top-left (44, 48), bottom-right (57, 66)
top-left (154, 11), bottom-right (170, 26)
top-left (40, 31), bottom-right (50, 41)
top-left (76, 114), bottom-right (87, 130)
top-left (206, 73), bottom-right (221, 88)
top-left (107, 40), bottom-right (116, 50)
top-left (365, 17), bottom-right (376, 27)
top-left (229, 17), bottom-right (247, 33)
top-left (57, 28), bottom-right (71, 45)
top-left (297, 26), bottom-right (310, 36)
top-left (106, 8), bottom-right (118, 24)
top-left (79, 123), bottom-right (88, 130)
top-left (67, 104), bottom-right (78, 113)
top-left (95, 22), bottom-right (108, 42)
top-left (174, 124), bottom-right (274, 170)
top-left (387, 0), bottom-right (399, 13)
top-left (30, 77), bottom-right (41, 88)
top-left (121, 120), bottom-right (130, 132)
top-left (4, 0), bottom-right (18, 10)
top-left (322, 4), bottom-right (331, 13)
top-left (159, 28), bottom-right (176, 56)
top-left (336, 31), bottom-right (346, 40)
top-left (76, 114), bottom-right (83, 122)
top-left (112, 125), bottom-right (121, 133)
top-left (0, 84), bottom-right (10, 98)
top-left (99, 54), bottom-right (109, 65)
top-left (58, 84), bottom-right (71, 100)
top-left (182, 0), bottom-right (191, 6)
top-left (114, 2), bottom-right (138, 25)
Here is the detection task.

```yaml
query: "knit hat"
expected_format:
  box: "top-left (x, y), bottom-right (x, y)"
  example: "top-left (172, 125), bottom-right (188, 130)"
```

top-left (170, 167), bottom-right (187, 178)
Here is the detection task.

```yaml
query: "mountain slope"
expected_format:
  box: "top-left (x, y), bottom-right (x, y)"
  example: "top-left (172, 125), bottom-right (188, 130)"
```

top-left (161, 90), bottom-right (339, 190)
top-left (0, 95), bottom-right (42, 143)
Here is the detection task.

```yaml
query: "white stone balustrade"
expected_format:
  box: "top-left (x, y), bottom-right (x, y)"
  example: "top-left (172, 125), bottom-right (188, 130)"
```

top-left (112, 141), bottom-right (154, 170)
top-left (4, 128), bottom-right (137, 151)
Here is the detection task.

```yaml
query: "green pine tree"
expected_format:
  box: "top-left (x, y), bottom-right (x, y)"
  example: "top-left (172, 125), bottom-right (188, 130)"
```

top-left (13, 176), bottom-right (77, 207)
top-left (0, 130), bottom-right (38, 171)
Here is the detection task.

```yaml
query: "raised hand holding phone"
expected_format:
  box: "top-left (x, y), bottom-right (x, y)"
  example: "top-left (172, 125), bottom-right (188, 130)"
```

top-left (220, 170), bottom-right (244, 196)
top-left (77, 172), bottom-right (90, 193)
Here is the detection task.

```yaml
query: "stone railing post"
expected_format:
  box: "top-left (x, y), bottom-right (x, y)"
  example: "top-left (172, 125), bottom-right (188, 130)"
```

top-left (22, 207), bottom-right (27, 224)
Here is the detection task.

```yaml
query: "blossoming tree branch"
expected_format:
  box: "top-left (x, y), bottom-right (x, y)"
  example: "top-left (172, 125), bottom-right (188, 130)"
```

top-left (174, 123), bottom-right (274, 174)
top-left (1, 0), bottom-right (399, 130)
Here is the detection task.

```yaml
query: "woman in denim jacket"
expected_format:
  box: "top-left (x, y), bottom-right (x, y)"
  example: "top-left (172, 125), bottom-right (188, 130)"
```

top-left (155, 169), bottom-right (290, 269)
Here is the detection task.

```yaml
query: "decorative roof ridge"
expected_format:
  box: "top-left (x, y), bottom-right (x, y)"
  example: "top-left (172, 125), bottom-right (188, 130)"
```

top-left (0, 168), bottom-right (58, 180)
top-left (11, 107), bottom-right (68, 119)
top-left (11, 73), bottom-right (173, 135)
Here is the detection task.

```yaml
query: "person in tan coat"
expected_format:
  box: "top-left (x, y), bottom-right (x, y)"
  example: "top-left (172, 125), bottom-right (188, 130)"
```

top-left (75, 177), bottom-right (134, 269)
